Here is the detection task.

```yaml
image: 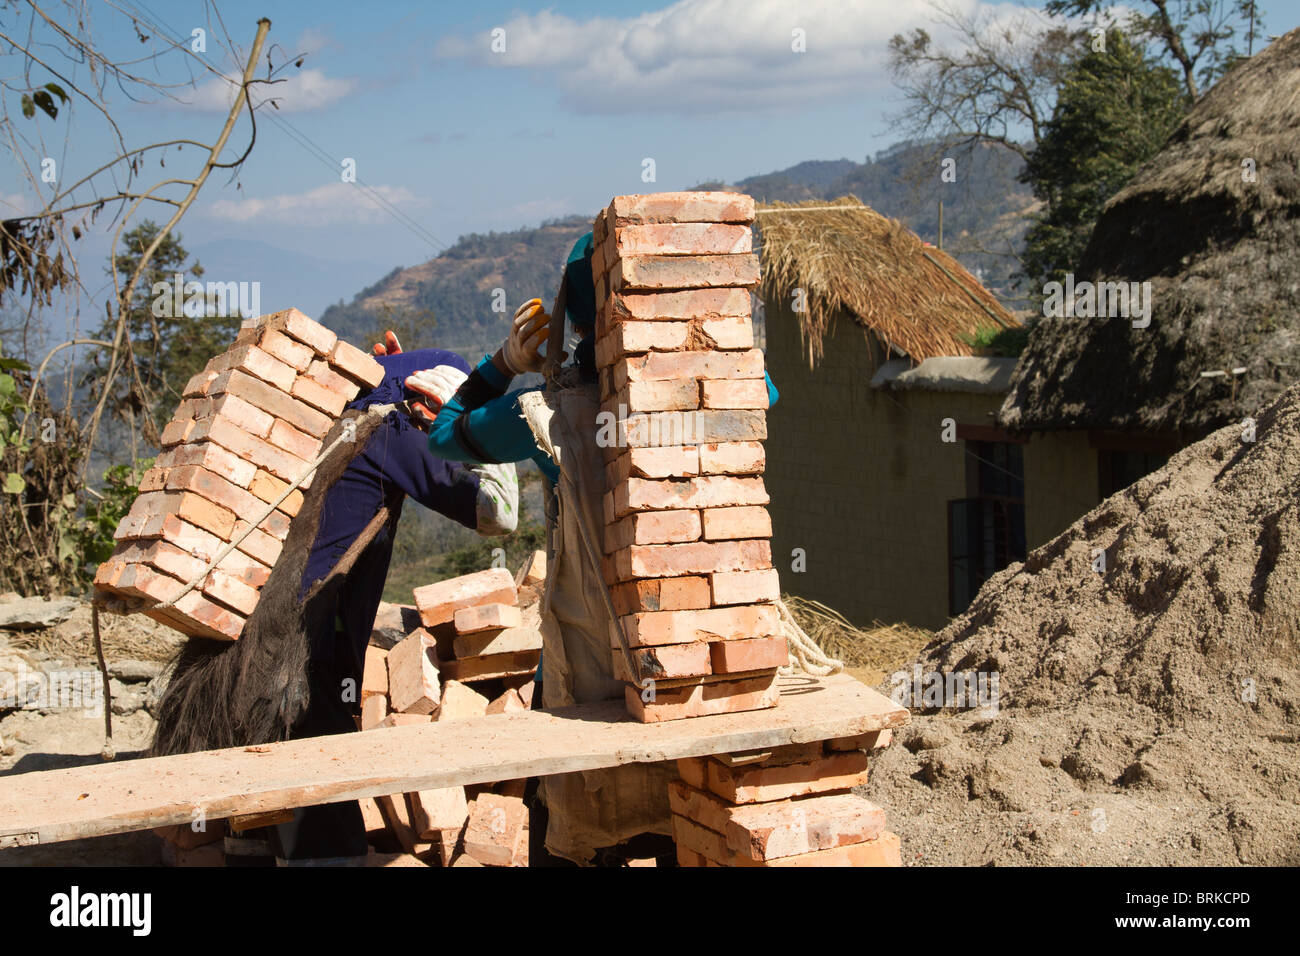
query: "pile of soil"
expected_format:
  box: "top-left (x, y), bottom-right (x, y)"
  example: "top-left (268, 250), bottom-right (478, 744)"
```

top-left (865, 386), bottom-right (1300, 866)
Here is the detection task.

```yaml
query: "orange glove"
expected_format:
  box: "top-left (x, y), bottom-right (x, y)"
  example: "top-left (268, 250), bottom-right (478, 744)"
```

top-left (372, 330), bottom-right (402, 356)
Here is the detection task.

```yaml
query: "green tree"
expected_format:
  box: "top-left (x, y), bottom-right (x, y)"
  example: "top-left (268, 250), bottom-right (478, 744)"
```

top-left (86, 220), bottom-right (240, 437)
top-left (1019, 29), bottom-right (1187, 295)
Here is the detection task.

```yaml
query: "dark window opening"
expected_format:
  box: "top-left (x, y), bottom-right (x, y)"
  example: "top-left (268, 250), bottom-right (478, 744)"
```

top-left (948, 440), bottom-right (1026, 616)
top-left (1097, 449), bottom-right (1168, 499)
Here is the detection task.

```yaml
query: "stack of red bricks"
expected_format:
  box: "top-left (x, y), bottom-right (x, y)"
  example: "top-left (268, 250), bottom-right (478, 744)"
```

top-left (93, 308), bottom-right (384, 640)
top-left (592, 192), bottom-right (786, 723)
top-left (671, 732), bottom-right (901, 867)
top-left (352, 554), bottom-right (547, 867)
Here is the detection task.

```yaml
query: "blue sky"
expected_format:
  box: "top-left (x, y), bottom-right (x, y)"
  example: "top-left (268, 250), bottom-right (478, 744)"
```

top-left (3, 0), bottom-right (1297, 326)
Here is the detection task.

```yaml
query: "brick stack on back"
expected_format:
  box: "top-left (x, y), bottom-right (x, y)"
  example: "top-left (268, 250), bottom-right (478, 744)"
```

top-left (93, 308), bottom-right (384, 640)
top-left (592, 192), bottom-right (787, 723)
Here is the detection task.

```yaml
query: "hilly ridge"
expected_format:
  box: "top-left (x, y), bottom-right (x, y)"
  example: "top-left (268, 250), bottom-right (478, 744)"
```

top-left (319, 141), bottom-right (1035, 358)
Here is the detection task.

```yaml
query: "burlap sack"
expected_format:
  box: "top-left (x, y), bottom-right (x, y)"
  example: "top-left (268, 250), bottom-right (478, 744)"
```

top-left (519, 385), bottom-right (676, 863)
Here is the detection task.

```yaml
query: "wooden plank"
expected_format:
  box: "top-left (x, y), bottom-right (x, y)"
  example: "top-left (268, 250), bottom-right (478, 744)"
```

top-left (0, 674), bottom-right (905, 847)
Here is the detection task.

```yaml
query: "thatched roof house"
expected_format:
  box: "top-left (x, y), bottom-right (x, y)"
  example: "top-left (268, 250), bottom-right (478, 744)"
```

top-left (757, 197), bottom-right (1018, 367)
top-left (1001, 28), bottom-right (1300, 435)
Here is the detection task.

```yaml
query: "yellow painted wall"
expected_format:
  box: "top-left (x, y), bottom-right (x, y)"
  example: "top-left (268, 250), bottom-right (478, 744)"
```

top-left (765, 303), bottom-right (1100, 631)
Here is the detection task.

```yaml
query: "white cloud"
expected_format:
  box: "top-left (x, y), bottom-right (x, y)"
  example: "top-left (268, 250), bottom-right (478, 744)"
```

top-left (0, 192), bottom-right (35, 216)
top-left (432, 0), bottom-right (1027, 113)
top-left (206, 182), bottom-right (423, 227)
top-left (186, 67), bottom-right (356, 113)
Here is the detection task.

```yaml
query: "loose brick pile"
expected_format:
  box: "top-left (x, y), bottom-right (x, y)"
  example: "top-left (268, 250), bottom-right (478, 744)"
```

top-left (351, 555), bottom-right (545, 866)
top-left (93, 308), bottom-right (385, 640)
top-left (592, 192), bottom-right (786, 722)
top-left (671, 732), bottom-right (901, 867)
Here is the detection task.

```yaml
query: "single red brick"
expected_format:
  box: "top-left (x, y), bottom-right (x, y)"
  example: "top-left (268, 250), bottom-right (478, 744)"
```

top-left (259, 329), bottom-right (314, 371)
top-left (710, 635), bottom-right (788, 673)
top-left (452, 602), bottom-right (522, 635)
top-left (613, 475), bottom-right (767, 515)
top-left (614, 603), bottom-right (781, 648)
top-left (612, 641), bottom-right (711, 682)
top-left (269, 417), bottom-right (321, 463)
top-left (613, 539), bottom-right (772, 581)
top-left (248, 307), bottom-right (337, 356)
top-left (201, 569), bottom-right (260, 615)
top-left (701, 378), bottom-right (769, 410)
top-left (698, 441), bottom-right (765, 475)
top-left (616, 410), bottom-right (765, 449)
top-left (594, 321), bottom-right (690, 367)
top-left (611, 576), bottom-right (711, 615)
top-left (290, 374), bottom-right (349, 416)
top-left (607, 222), bottom-right (752, 258)
top-left (607, 192), bottom-right (755, 225)
top-left (137, 466), bottom-right (169, 493)
top-left (329, 339), bottom-right (385, 389)
top-left (167, 440), bottom-right (258, 488)
top-left (610, 288), bottom-right (752, 322)
top-left (700, 506), bottom-right (772, 541)
top-left (603, 510), bottom-right (701, 553)
top-left (387, 629), bottom-right (441, 715)
top-left (182, 369), bottom-right (219, 397)
top-left (437, 679), bottom-right (491, 720)
top-left (207, 345), bottom-right (296, 393)
top-left (247, 469), bottom-right (304, 517)
top-left (608, 254), bottom-right (759, 293)
top-left (676, 756), bottom-right (708, 789)
top-left (306, 359), bottom-right (354, 394)
top-left (613, 348), bottom-right (764, 388)
top-left (611, 378), bottom-right (700, 412)
top-left (463, 793), bottom-right (527, 866)
top-left (711, 568), bottom-right (780, 606)
top-left (159, 418), bottom-right (195, 446)
top-left (693, 316), bottom-right (754, 350)
top-left (165, 465), bottom-right (263, 518)
top-left (229, 519), bottom-right (284, 567)
top-left (604, 445), bottom-right (700, 488)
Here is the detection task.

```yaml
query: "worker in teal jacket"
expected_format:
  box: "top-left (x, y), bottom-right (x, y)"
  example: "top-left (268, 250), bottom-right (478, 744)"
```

top-left (409, 232), bottom-right (776, 480)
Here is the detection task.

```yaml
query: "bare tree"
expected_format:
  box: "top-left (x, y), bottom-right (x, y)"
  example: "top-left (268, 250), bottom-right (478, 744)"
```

top-left (887, 1), bottom-right (1080, 163)
top-left (0, 2), bottom-right (283, 591)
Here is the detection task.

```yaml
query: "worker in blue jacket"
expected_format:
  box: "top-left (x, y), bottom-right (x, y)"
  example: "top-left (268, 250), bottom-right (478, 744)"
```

top-left (261, 346), bottom-right (518, 867)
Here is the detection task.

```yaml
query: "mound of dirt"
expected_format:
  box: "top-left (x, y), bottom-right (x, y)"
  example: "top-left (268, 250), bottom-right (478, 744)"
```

top-left (865, 386), bottom-right (1300, 866)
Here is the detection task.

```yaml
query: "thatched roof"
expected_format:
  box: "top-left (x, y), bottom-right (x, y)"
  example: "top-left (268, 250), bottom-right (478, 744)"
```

top-left (757, 197), bottom-right (1017, 367)
top-left (1000, 28), bottom-right (1300, 434)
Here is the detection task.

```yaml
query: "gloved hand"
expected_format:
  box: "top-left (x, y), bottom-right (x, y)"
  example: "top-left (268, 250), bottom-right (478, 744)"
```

top-left (472, 462), bottom-right (518, 536)
top-left (501, 298), bottom-right (550, 375)
top-left (404, 365), bottom-right (468, 429)
top-left (372, 330), bottom-right (402, 356)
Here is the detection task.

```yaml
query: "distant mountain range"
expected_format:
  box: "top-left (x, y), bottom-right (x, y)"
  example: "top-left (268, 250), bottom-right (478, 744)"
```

top-left (319, 140), bottom-right (1036, 358)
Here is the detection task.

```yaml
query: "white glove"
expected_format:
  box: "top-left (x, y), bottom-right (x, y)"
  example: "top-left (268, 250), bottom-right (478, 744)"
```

top-left (502, 298), bottom-right (550, 375)
top-left (472, 462), bottom-right (518, 536)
